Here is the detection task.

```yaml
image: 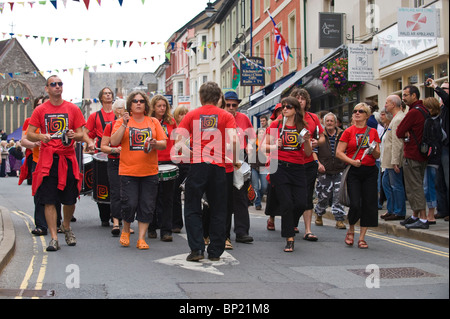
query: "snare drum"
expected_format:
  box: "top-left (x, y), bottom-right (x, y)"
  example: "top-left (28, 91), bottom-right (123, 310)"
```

top-left (93, 152), bottom-right (110, 204)
top-left (81, 154), bottom-right (94, 195)
top-left (158, 164), bottom-right (179, 182)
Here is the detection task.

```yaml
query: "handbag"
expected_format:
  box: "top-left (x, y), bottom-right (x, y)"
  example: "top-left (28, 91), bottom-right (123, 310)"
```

top-left (338, 127), bottom-right (370, 207)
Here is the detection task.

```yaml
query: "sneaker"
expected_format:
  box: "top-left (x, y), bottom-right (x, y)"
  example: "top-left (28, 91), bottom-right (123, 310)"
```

top-left (161, 234), bottom-right (173, 242)
top-left (400, 216), bottom-right (417, 226)
top-left (405, 219), bottom-right (429, 229)
top-left (335, 220), bottom-right (346, 229)
top-left (60, 225), bottom-right (77, 246)
top-left (148, 230), bottom-right (157, 239)
top-left (236, 234), bottom-right (254, 243)
top-left (315, 215), bottom-right (323, 226)
top-left (46, 239), bottom-right (60, 252)
top-left (384, 214), bottom-right (405, 221)
top-left (186, 250), bottom-right (204, 262)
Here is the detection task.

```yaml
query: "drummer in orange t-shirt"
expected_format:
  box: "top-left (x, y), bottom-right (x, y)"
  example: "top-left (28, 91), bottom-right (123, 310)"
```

top-left (111, 91), bottom-right (167, 250)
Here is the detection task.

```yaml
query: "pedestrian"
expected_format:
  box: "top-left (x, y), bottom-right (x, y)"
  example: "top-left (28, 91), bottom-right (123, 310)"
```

top-left (100, 98), bottom-right (126, 237)
top-left (0, 140), bottom-right (8, 177)
top-left (171, 105), bottom-right (190, 233)
top-left (336, 103), bottom-right (381, 249)
top-left (85, 87), bottom-right (116, 227)
top-left (396, 85), bottom-right (429, 229)
top-left (290, 88), bottom-right (323, 241)
top-left (422, 97), bottom-right (442, 224)
top-left (111, 91), bottom-right (167, 250)
top-left (315, 112), bottom-right (347, 229)
top-left (426, 79), bottom-right (449, 222)
top-left (249, 128), bottom-right (268, 211)
top-left (264, 96), bottom-right (312, 252)
top-left (176, 81), bottom-right (240, 262)
top-left (148, 95), bottom-right (177, 242)
top-left (260, 115), bottom-right (269, 129)
top-left (27, 75), bottom-right (95, 251)
top-left (223, 90), bottom-right (255, 244)
top-left (381, 95), bottom-right (407, 221)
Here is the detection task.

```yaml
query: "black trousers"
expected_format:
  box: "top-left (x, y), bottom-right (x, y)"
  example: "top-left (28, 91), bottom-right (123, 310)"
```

top-left (172, 163), bottom-right (190, 230)
top-left (227, 177), bottom-right (251, 237)
top-left (149, 177), bottom-right (175, 236)
top-left (107, 158), bottom-right (122, 220)
top-left (184, 163), bottom-right (227, 258)
top-left (270, 162), bottom-right (307, 238)
top-left (347, 165), bottom-right (379, 227)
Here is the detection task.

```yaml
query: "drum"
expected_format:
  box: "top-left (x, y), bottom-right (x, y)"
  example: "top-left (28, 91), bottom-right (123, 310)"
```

top-left (80, 154), bottom-right (94, 195)
top-left (93, 152), bottom-right (110, 203)
top-left (158, 164), bottom-right (179, 182)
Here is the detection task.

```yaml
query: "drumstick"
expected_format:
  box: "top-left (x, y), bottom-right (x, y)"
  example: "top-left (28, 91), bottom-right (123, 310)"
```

top-left (280, 116), bottom-right (287, 137)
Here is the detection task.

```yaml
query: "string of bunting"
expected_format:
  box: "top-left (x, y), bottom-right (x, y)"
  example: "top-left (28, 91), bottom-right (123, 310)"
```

top-left (0, 0), bottom-right (146, 13)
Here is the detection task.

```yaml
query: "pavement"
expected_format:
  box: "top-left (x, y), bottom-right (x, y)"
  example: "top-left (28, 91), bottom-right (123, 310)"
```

top-left (1, 201), bottom-right (448, 275)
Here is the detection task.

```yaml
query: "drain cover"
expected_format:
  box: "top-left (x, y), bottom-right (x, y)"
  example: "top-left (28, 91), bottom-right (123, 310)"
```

top-left (348, 267), bottom-right (439, 279)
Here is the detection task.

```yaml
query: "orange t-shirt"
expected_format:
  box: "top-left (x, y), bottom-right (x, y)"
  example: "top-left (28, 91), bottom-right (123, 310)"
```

top-left (25, 125), bottom-right (40, 163)
top-left (112, 116), bottom-right (167, 177)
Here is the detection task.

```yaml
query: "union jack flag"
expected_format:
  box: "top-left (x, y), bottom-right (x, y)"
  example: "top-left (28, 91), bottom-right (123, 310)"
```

top-left (269, 12), bottom-right (292, 63)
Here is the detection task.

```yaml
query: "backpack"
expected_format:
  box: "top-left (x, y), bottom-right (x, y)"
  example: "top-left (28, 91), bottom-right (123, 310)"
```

top-left (411, 106), bottom-right (442, 158)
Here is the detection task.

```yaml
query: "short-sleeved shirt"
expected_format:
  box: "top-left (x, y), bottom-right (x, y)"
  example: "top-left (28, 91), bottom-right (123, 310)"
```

top-left (86, 109), bottom-right (116, 146)
top-left (233, 112), bottom-right (256, 150)
top-left (29, 100), bottom-right (86, 152)
top-left (339, 125), bottom-right (381, 166)
top-left (304, 112), bottom-right (324, 163)
top-left (112, 116), bottom-right (167, 177)
top-left (267, 121), bottom-right (307, 165)
top-left (177, 104), bottom-right (236, 167)
top-left (157, 118), bottom-right (177, 162)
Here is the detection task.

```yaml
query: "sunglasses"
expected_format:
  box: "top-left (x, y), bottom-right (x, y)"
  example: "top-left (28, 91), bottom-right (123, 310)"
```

top-left (49, 82), bottom-right (63, 87)
top-left (226, 103), bottom-right (239, 108)
top-left (132, 99), bottom-right (146, 104)
top-left (282, 104), bottom-right (294, 110)
top-left (353, 109), bottom-right (367, 114)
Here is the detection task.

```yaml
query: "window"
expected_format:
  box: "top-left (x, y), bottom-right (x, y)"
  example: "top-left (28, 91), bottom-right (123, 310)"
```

top-left (178, 82), bottom-right (184, 96)
top-left (264, 0), bottom-right (270, 11)
top-left (202, 35), bottom-right (208, 60)
top-left (288, 12), bottom-right (297, 71)
top-left (264, 34), bottom-right (271, 84)
top-left (254, 0), bottom-right (260, 21)
top-left (438, 62), bottom-right (448, 78)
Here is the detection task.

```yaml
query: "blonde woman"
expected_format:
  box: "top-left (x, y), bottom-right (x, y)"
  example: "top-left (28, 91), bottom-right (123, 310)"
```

top-left (336, 103), bottom-right (381, 249)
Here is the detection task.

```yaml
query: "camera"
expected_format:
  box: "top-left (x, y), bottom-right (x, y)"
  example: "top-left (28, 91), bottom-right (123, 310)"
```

top-left (424, 79), bottom-right (432, 87)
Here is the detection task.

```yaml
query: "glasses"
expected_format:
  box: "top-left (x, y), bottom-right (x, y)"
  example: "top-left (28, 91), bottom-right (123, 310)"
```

top-left (226, 103), bottom-right (239, 108)
top-left (132, 99), bottom-right (146, 104)
top-left (49, 82), bottom-right (63, 87)
top-left (353, 109), bottom-right (367, 114)
top-left (282, 104), bottom-right (294, 110)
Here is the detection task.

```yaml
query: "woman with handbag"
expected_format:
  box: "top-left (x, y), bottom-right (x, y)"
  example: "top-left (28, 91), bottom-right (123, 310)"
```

top-left (336, 103), bottom-right (381, 249)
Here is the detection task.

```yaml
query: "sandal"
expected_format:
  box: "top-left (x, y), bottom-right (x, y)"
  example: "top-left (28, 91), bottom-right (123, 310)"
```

top-left (111, 225), bottom-right (120, 237)
top-left (358, 240), bottom-right (368, 249)
top-left (303, 233), bottom-right (318, 241)
top-left (136, 239), bottom-right (149, 250)
top-left (284, 240), bottom-right (294, 252)
top-left (31, 227), bottom-right (47, 236)
top-left (345, 231), bottom-right (354, 246)
top-left (225, 238), bottom-right (233, 250)
top-left (119, 231), bottom-right (130, 247)
top-left (267, 219), bottom-right (275, 231)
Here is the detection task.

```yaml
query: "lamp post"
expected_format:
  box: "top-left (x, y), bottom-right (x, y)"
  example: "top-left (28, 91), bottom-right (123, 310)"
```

top-left (205, 0), bottom-right (217, 17)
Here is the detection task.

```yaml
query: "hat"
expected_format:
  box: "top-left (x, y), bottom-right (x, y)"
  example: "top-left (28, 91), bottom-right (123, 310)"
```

top-left (270, 103), bottom-right (283, 120)
top-left (224, 90), bottom-right (241, 103)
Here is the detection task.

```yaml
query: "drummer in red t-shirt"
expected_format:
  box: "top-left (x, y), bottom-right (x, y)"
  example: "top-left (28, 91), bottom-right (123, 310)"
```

top-left (290, 88), bottom-right (324, 241)
top-left (85, 87), bottom-right (117, 227)
top-left (148, 95), bottom-right (178, 242)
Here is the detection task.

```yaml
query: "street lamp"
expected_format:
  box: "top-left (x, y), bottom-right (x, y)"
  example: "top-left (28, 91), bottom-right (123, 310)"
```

top-left (205, 0), bottom-right (217, 17)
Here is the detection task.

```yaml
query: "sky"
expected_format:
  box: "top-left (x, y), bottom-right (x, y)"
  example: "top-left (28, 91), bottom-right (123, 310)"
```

top-left (0, 0), bottom-right (210, 102)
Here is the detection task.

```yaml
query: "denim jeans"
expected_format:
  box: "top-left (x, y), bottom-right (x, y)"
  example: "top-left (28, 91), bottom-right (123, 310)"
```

top-left (382, 168), bottom-right (406, 216)
top-left (423, 166), bottom-right (437, 209)
top-left (251, 167), bottom-right (268, 207)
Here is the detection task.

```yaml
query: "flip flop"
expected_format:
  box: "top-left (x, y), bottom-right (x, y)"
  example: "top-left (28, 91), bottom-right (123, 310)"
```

top-left (303, 233), bottom-right (318, 241)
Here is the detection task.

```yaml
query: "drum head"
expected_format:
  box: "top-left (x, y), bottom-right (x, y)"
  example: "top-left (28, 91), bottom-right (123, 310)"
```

top-left (83, 154), bottom-right (93, 164)
top-left (93, 152), bottom-right (108, 162)
top-left (159, 164), bottom-right (178, 172)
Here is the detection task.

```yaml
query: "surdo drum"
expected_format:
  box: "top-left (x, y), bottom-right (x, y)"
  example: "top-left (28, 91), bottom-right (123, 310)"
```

top-left (93, 152), bottom-right (110, 204)
top-left (81, 154), bottom-right (94, 195)
top-left (158, 164), bottom-right (179, 182)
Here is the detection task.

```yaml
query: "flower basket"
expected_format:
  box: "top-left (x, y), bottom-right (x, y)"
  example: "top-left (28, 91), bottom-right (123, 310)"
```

top-left (319, 58), bottom-right (364, 101)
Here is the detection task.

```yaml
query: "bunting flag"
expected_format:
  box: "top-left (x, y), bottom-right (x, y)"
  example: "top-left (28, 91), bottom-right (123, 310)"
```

top-left (268, 11), bottom-right (292, 63)
top-left (228, 50), bottom-right (240, 90)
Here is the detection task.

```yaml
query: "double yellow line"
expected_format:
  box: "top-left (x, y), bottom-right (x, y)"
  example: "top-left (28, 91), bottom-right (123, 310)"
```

top-left (365, 230), bottom-right (449, 258)
top-left (11, 211), bottom-right (49, 299)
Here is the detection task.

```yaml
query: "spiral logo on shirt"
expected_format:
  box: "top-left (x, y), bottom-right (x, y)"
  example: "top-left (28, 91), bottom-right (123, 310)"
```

top-left (129, 127), bottom-right (151, 151)
top-left (45, 113), bottom-right (69, 137)
top-left (282, 131), bottom-right (300, 150)
top-left (200, 114), bottom-right (218, 132)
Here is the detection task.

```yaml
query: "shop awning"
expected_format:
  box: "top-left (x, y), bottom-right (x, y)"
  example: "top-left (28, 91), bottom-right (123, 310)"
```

top-left (247, 45), bottom-right (345, 118)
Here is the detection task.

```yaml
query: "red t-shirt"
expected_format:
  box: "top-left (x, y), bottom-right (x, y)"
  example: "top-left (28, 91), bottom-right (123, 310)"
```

top-left (267, 120), bottom-right (307, 165)
top-left (103, 121), bottom-right (121, 159)
top-left (29, 100), bottom-right (86, 152)
top-left (177, 105), bottom-right (236, 167)
top-left (304, 112), bottom-right (324, 163)
top-left (86, 109), bottom-right (116, 144)
top-left (157, 117), bottom-right (177, 162)
top-left (233, 112), bottom-right (256, 150)
top-left (339, 125), bottom-right (381, 166)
